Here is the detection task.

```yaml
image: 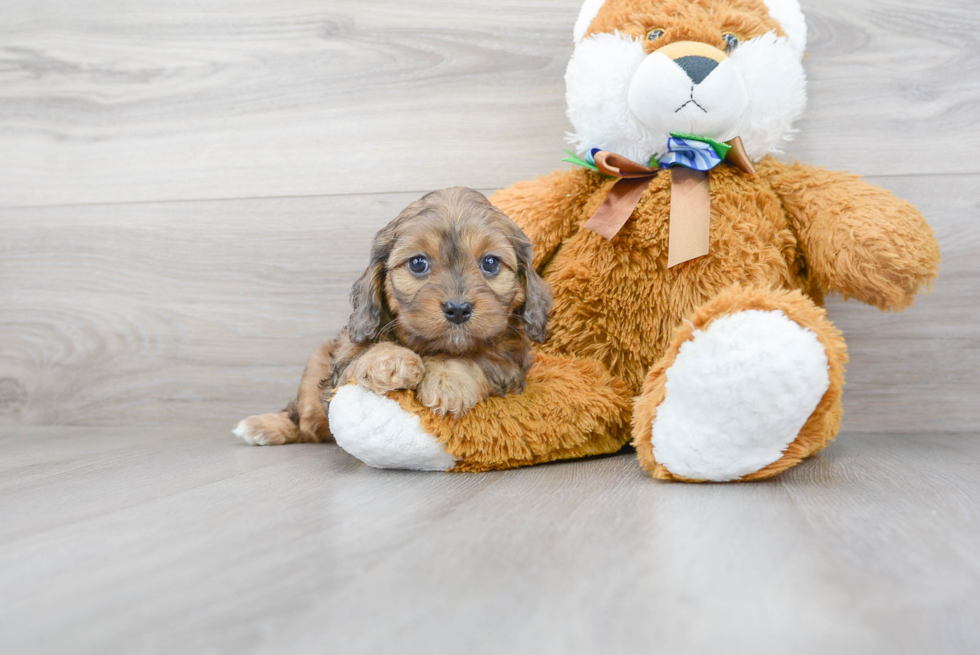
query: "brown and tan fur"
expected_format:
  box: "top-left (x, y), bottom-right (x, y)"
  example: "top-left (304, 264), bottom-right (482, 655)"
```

top-left (235, 187), bottom-right (552, 446)
top-left (365, 0), bottom-right (941, 478)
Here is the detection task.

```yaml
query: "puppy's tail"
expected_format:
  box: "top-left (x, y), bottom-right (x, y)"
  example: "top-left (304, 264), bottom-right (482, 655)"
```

top-left (233, 411), bottom-right (302, 446)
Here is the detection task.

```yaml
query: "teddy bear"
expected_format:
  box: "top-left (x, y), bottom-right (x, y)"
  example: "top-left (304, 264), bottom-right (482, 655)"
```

top-left (324, 0), bottom-right (940, 482)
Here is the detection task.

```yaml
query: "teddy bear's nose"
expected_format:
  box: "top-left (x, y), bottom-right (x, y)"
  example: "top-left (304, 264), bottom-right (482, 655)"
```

top-left (674, 55), bottom-right (719, 85)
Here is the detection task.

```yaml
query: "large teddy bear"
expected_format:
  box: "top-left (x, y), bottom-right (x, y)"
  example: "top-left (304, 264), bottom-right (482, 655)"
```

top-left (326, 0), bottom-right (940, 481)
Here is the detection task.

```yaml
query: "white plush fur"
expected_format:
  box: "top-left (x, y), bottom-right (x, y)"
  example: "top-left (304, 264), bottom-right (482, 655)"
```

top-left (565, 12), bottom-right (807, 163)
top-left (328, 385), bottom-right (456, 471)
top-left (651, 310), bottom-right (830, 482)
top-left (573, 0), bottom-right (607, 42)
top-left (628, 54), bottom-right (748, 141)
top-left (565, 33), bottom-right (657, 165)
top-left (763, 0), bottom-right (807, 56)
top-left (728, 31), bottom-right (807, 160)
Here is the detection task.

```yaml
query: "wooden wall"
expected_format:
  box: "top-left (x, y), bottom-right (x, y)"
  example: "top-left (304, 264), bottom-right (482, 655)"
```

top-left (1, 0), bottom-right (977, 432)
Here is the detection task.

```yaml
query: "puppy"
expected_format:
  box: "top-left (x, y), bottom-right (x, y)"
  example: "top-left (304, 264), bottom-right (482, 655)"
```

top-left (235, 187), bottom-right (552, 446)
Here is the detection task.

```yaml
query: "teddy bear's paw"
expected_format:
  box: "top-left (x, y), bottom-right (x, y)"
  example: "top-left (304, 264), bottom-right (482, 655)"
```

top-left (651, 309), bottom-right (830, 482)
top-left (327, 385), bottom-right (456, 471)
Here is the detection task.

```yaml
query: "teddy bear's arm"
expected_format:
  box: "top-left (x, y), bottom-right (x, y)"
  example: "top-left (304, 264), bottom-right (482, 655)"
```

top-left (491, 169), bottom-right (595, 270)
top-left (762, 160), bottom-right (941, 311)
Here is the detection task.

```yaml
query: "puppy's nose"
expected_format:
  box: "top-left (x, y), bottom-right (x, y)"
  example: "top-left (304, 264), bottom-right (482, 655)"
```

top-left (442, 300), bottom-right (473, 325)
top-left (674, 55), bottom-right (718, 85)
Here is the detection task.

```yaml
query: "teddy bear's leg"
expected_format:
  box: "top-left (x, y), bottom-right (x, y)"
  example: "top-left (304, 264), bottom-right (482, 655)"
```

top-left (632, 285), bottom-right (847, 482)
top-left (328, 352), bottom-right (633, 472)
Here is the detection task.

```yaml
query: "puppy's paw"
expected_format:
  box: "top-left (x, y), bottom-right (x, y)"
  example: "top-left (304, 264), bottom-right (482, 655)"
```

top-left (296, 399), bottom-right (332, 443)
top-left (234, 413), bottom-right (296, 446)
top-left (417, 359), bottom-right (488, 418)
top-left (352, 343), bottom-right (425, 394)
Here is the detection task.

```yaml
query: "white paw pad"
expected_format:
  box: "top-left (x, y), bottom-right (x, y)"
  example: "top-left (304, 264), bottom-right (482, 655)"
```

top-left (328, 385), bottom-right (456, 471)
top-left (652, 310), bottom-right (830, 481)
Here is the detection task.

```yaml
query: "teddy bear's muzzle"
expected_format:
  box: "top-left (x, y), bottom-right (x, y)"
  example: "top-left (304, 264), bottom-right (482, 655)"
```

top-left (627, 40), bottom-right (748, 143)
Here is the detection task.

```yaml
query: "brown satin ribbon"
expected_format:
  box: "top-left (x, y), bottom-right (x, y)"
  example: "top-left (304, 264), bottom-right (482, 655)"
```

top-left (583, 136), bottom-right (756, 268)
top-left (582, 151), bottom-right (660, 240)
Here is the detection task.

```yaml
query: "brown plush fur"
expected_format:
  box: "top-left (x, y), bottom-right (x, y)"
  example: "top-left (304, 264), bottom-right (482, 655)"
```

top-left (357, 154), bottom-right (938, 478)
top-left (236, 187), bottom-right (552, 445)
top-left (386, 352), bottom-right (634, 472)
top-left (524, 163), bottom-right (810, 394)
top-left (585, 0), bottom-right (784, 50)
top-left (760, 160), bottom-right (942, 311)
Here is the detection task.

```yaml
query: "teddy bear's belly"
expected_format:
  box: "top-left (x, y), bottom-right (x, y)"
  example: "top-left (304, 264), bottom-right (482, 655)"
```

top-left (538, 185), bottom-right (803, 394)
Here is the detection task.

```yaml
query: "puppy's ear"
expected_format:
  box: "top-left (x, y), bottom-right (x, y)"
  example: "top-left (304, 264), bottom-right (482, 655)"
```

top-left (347, 224), bottom-right (395, 344)
top-left (515, 237), bottom-right (552, 343)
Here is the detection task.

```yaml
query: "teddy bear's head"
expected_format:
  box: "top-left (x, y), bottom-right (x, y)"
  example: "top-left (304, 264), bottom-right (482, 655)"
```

top-left (566, 0), bottom-right (807, 164)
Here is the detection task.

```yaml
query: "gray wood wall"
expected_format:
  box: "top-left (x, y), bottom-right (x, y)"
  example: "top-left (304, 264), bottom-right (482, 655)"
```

top-left (1, 0), bottom-right (977, 433)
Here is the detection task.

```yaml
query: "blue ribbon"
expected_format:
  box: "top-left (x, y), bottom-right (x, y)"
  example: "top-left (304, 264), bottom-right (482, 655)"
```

top-left (658, 137), bottom-right (723, 171)
top-left (582, 138), bottom-right (723, 172)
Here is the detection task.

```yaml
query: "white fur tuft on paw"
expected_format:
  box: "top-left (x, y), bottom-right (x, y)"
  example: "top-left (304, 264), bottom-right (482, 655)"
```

top-left (328, 385), bottom-right (456, 471)
top-left (651, 310), bottom-right (830, 482)
top-left (233, 419), bottom-right (269, 446)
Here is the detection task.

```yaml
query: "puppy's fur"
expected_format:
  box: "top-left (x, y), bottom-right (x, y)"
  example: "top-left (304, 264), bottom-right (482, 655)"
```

top-left (235, 187), bottom-right (552, 446)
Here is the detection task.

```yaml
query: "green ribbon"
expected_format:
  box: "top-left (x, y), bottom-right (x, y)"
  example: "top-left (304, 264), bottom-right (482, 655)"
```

top-left (668, 132), bottom-right (731, 160)
top-left (564, 133), bottom-right (730, 173)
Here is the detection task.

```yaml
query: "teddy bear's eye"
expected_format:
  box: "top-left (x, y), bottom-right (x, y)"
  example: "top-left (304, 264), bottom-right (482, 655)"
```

top-left (722, 32), bottom-right (740, 53)
top-left (646, 28), bottom-right (665, 42)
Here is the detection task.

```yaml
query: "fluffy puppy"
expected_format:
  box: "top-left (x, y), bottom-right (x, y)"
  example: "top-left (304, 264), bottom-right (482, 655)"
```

top-left (234, 187), bottom-right (552, 446)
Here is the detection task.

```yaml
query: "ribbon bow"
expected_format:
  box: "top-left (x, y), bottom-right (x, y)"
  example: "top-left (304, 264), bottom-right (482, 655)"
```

top-left (563, 134), bottom-right (756, 268)
top-left (659, 135), bottom-right (728, 171)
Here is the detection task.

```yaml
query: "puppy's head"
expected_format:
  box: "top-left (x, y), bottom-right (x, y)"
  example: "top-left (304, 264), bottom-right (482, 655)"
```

top-left (348, 187), bottom-right (551, 355)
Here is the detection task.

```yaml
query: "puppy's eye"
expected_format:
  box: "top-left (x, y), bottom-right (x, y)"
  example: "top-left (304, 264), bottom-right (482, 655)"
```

top-left (408, 255), bottom-right (429, 275)
top-left (480, 255), bottom-right (501, 276)
top-left (722, 32), bottom-right (740, 53)
top-left (646, 28), bottom-right (665, 42)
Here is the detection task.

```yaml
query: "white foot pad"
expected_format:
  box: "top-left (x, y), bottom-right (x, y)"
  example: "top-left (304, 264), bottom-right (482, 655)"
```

top-left (328, 385), bottom-right (456, 471)
top-left (652, 310), bottom-right (830, 481)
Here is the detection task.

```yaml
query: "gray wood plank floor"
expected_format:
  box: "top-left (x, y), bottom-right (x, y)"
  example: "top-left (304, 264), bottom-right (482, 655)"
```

top-left (1, 427), bottom-right (979, 655)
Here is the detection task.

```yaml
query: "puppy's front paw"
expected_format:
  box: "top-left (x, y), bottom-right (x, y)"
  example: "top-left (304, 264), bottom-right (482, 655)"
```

top-left (417, 359), bottom-right (488, 418)
top-left (352, 343), bottom-right (425, 394)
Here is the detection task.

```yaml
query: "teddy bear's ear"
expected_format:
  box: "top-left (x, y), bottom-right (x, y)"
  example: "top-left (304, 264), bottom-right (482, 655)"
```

top-left (573, 0), bottom-right (607, 43)
top-left (763, 0), bottom-right (808, 56)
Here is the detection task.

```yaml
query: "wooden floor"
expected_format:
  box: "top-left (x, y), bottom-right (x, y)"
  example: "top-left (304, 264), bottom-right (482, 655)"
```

top-left (2, 0), bottom-right (980, 652)
top-left (2, 427), bottom-right (979, 654)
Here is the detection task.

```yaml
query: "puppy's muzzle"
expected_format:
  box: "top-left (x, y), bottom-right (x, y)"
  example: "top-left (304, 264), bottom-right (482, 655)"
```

top-left (442, 300), bottom-right (473, 325)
